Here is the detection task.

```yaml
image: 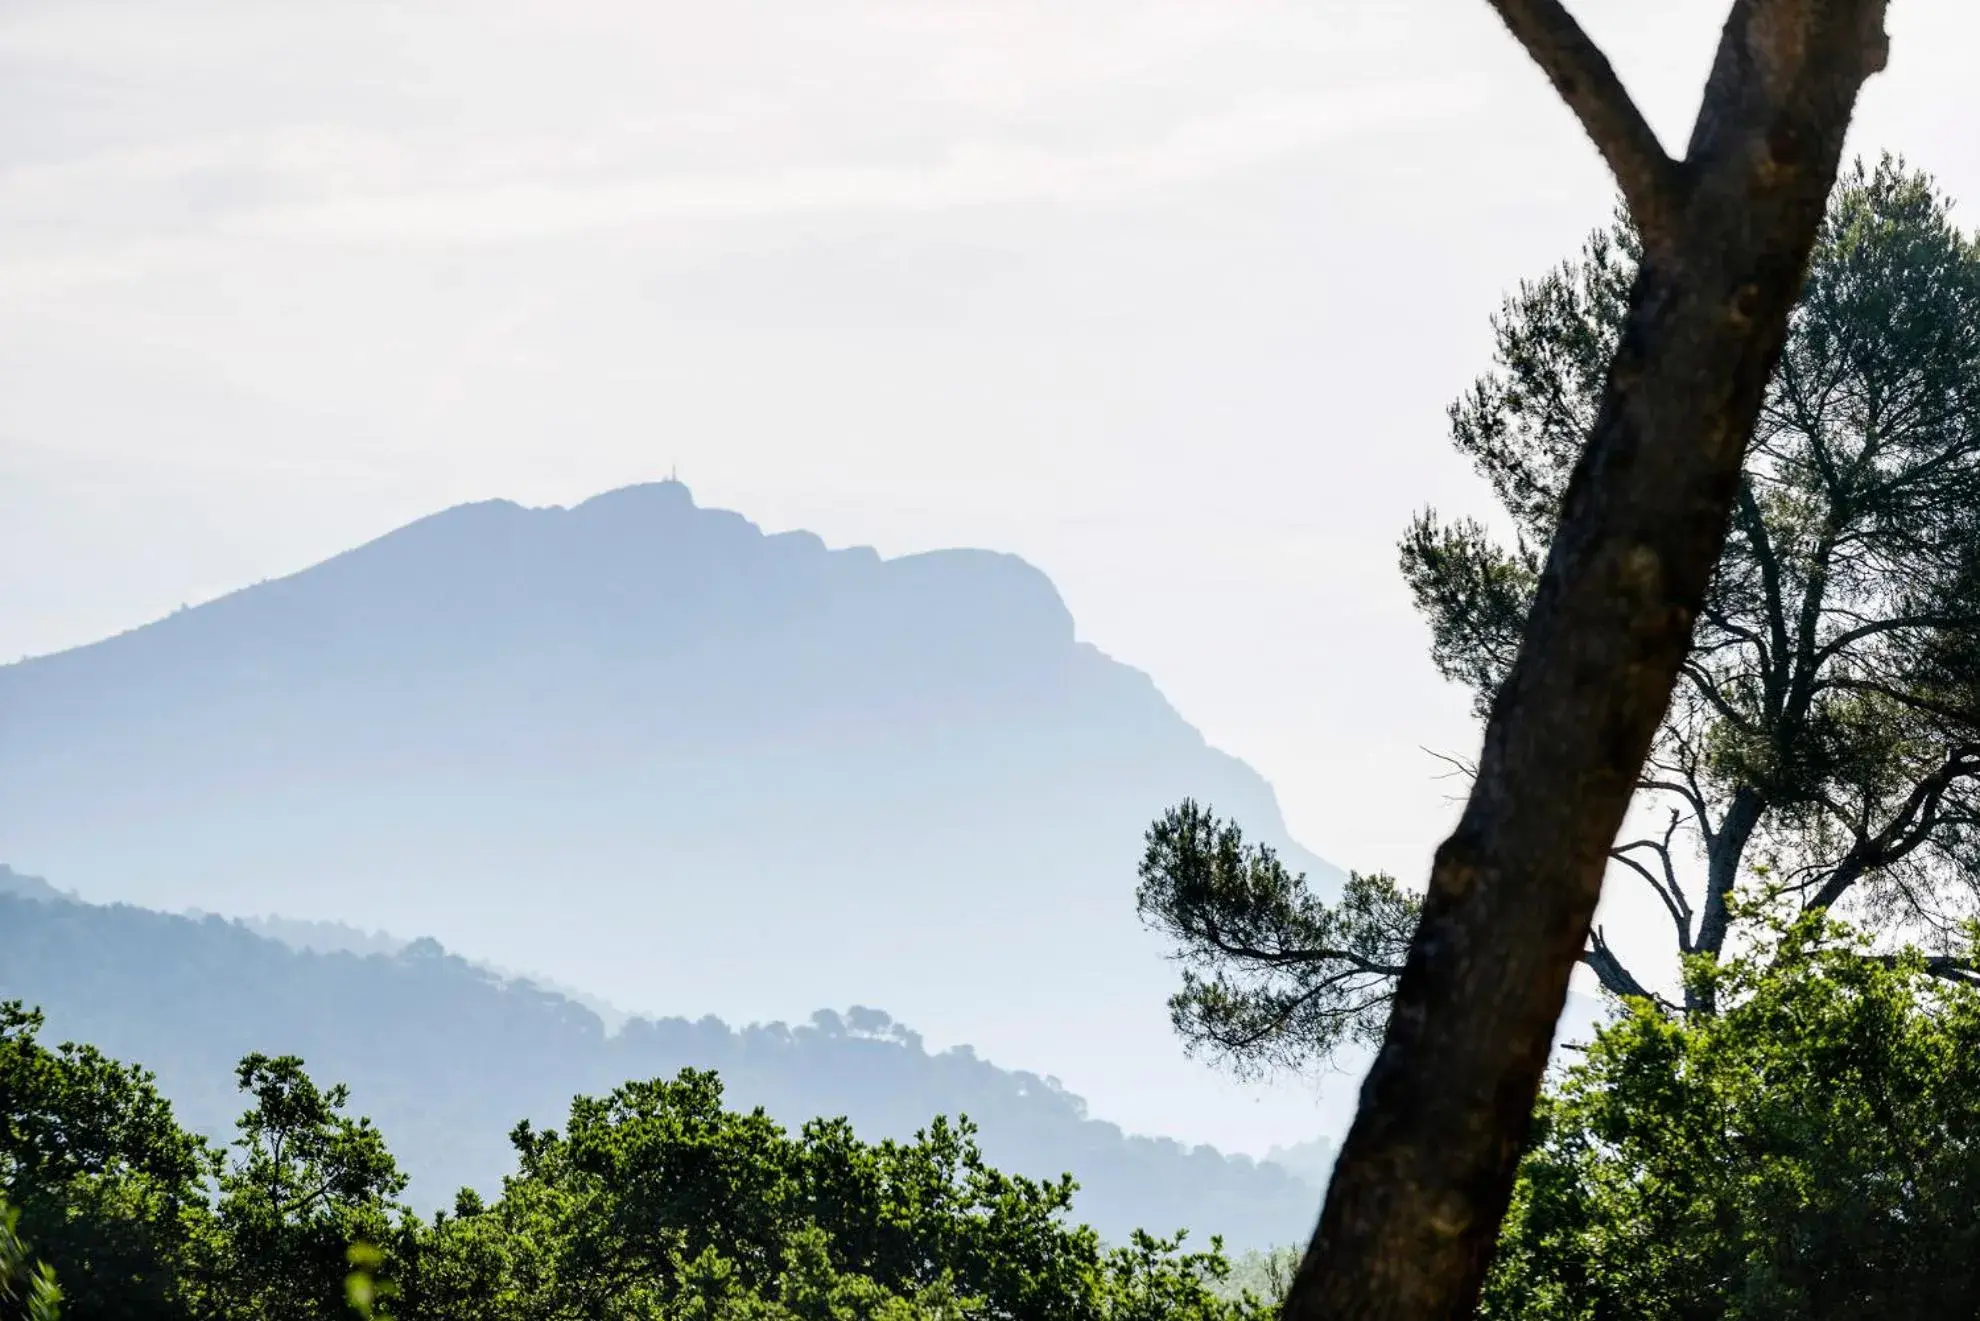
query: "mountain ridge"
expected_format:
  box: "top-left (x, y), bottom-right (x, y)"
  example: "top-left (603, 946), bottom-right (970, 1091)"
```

top-left (0, 881), bottom-right (1326, 1251)
top-left (0, 480), bottom-right (1346, 1149)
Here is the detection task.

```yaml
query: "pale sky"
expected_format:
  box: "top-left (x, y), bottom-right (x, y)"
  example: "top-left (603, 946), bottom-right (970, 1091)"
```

top-left (4, 0), bottom-right (1978, 1147)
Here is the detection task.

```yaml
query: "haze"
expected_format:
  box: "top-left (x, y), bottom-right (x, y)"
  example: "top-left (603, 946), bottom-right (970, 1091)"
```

top-left (3, 0), bottom-right (1977, 1159)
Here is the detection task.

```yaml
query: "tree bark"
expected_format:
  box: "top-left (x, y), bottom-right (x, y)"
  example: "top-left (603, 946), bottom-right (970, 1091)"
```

top-left (1282, 3), bottom-right (1890, 1318)
top-left (1690, 784), bottom-right (1765, 1012)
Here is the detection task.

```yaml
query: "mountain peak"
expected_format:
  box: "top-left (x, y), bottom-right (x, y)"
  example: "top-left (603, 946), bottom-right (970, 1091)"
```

top-left (0, 484), bottom-right (1341, 1144)
top-left (570, 477), bottom-right (697, 517)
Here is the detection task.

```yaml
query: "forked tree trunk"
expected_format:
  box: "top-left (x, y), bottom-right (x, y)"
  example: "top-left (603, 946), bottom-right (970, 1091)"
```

top-left (1282, 3), bottom-right (1890, 1317)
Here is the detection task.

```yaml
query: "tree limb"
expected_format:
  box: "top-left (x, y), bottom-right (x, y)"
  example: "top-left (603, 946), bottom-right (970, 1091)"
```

top-left (1814, 611), bottom-right (1980, 668)
top-left (1283, 4), bottom-right (1891, 1317)
top-left (1803, 744), bottom-right (1980, 912)
top-left (1871, 952), bottom-right (1980, 988)
top-left (1639, 774), bottom-right (1713, 833)
top-left (1819, 676), bottom-right (1980, 730)
top-left (1611, 820), bottom-right (1695, 952)
top-left (1679, 657), bottom-right (1755, 729)
top-left (1922, 955), bottom-right (1980, 988)
top-left (1187, 966), bottom-right (1399, 1061)
top-left (1581, 927), bottom-right (1673, 1009)
top-left (1735, 477), bottom-right (1791, 710)
top-left (1194, 912), bottom-right (1407, 978)
top-left (1484, 0), bottom-right (1683, 248)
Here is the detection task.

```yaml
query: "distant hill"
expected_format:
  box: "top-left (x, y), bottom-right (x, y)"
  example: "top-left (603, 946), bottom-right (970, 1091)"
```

top-left (0, 884), bottom-right (1324, 1251)
top-left (0, 480), bottom-right (1345, 1131)
top-left (1263, 1136), bottom-right (1338, 1191)
top-left (0, 863), bottom-right (69, 904)
top-left (189, 909), bottom-right (634, 1029)
top-left (219, 911), bottom-right (406, 958)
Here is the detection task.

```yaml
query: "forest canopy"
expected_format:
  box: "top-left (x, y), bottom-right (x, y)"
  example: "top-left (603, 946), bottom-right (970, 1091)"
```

top-left (0, 1001), bottom-right (1279, 1320)
top-left (0, 886), bottom-right (1319, 1256)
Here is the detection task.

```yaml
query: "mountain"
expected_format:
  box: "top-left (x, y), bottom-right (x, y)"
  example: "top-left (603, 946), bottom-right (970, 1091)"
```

top-left (187, 909), bottom-right (635, 1029)
top-left (0, 884), bottom-right (1324, 1251)
top-left (0, 863), bottom-right (69, 904)
top-left (0, 480), bottom-right (1345, 1137)
top-left (1262, 1137), bottom-right (1338, 1191)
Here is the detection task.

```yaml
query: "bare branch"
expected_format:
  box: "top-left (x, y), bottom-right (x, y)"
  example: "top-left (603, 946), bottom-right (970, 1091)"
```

top-left (1644, 716), bottom-right (1719, 841)
top-left (1582, 928), bottom-right (1675, 1010)
top-left (1638, 775), bottom-right (1712, 831)
top-left (1421, 746), bottom-right (1480, 782)
top-left (1484, 0), bottom-right (1682, 244)
top-left (1423, 746), bottom-right (1481, 804)
top-left (1679, 657), bottom-right (1755, 729)
top-left (1693, 604), bottom-right (1771, 664)
top-left (1611, 814), bottom-right (1695, 950)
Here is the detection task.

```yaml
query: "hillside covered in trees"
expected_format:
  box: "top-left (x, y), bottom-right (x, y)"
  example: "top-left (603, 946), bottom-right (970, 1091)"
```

top-left (0, 999), bottom-right (1282, 1319)
top-left (0, 879), bottom-right (1323, 1255)
top-left (10, 897), bottom-right (1979, 1319)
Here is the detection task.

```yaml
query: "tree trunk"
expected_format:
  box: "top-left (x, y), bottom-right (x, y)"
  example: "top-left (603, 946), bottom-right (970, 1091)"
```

top-left (1690, 785), bottom-right (1765, 1012)
top-left (1282, 3), bottom-right (1890, 1318)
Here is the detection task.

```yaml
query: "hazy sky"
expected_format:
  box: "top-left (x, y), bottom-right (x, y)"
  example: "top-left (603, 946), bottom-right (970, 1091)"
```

top-left (4, 0), bottom-right (1978, 1146)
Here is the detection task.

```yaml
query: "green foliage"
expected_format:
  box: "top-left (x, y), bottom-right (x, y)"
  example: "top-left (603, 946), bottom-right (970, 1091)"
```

top-left (1400, 154), bottom-right (1980, 1001)
top-left (1210, 1246), bottom-right (1297, 1312)
top-left (0, 1194), bottom-right (61, 1321)
top-left (1482, 919), bottom-right (1980, 1319)
top-left (0, 891), bottom-right (1319, 1253)
top-left (0, 1002), bottom-right (217, 1320)
top-left (402, 1068), bottom-right (1264, 1320)
top-left (1134, 801), bottom-right (1417, 1077)
top-left (1133, 156), bottom-right (1980, 1315)
top-left (212, 1054), bottom-right (408, 1321)
top-left (2, 1002), bottom-right (1267, 1319)
top-left (1143, 155), bottom-right (1980, 1082)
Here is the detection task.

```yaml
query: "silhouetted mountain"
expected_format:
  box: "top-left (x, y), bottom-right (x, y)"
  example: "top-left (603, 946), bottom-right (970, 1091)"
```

top-left (0, 863), bottom-right (69, 905)
top-left (218, 912), bottom-right (406, 958)
top-left (209, 911), bottom-right (634, 1029)
top-left (0, 481), bottom-right (1344, 1128)
top-left (0, 886), bottom-right (1323, 1251)
top-left (1263, 1136), bottom-right (1338, 1191)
